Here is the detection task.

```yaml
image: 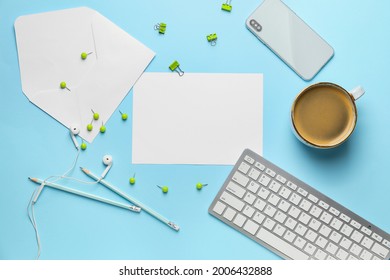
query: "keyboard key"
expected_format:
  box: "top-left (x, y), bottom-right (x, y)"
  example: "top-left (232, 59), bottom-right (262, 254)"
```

top-left (254, 161), bottom-right (265, 171)
top-left (351, 230), bottom-right (364, 243)
top-left (361, 226), bottom-right (372, 236)
top-left (294, 237), bottom-right (306, 249)
top-left (309, 218), bottom-right (321, 231)
top-left (279, 187), bottom-right (291, 200)
top-left (263, 218), bottom-right (276, 230)
top-left (243, 220), bottom-right (259, 235)
top-left (371, 233), bottom-right (382, 243)
top-left (360, 250), bottom-right (373, 260)
top-left (265, 168), bottom-right (276, 177)
top-left (278, 200), bottom-right (291, 212)
top-left (309, 205), bottom-right (322, 218)
top-left (258, 187), bottom-right (270, 200)
top-left (269, 181), bottom-right (281, 193)
top-left (326, 255), bottom-right (336, 260)
top-left (289, 193), bottom-right (302, 205)
top-left (339, 213), bottom-right (351, 223)
top-left (305, 230), bottom-right (318, 243)
top-left (238, 161), bottom-right (251, 174)
top-left (247, 181), bottom-right (260, 194)
top-left (254, 199), bottom-right (266, 211)
top-left (223, 207), bottom-right (236, 221)
top-left (329, 231), bottom-right (342, 243)
top-left (275, 211), bottom-right (287, 224)
top-left (220, 192), bottom-right (244, 211)
top-left (284, 230), bottom-right (297, 243)
top-left (304, 243), bottom-right (317, 255)
top-left (243, 205), bottom-right (255, 218)
top-left (268, 193), bottom-right (280, 206)
top-left (348, 255), bottom-right (358, 260)
top-left (259, 174), bottom-right (271, 187)
top-left (314, 249), bottom-right (327, 260)
top-left (264, 205), bottom-right (277, 217)
top-left (289, 206), bottom-right (301, 219)
top-left (319, 212), bottom-right (332, 224)
top-left (286, 181), bottom-right (297, 190)
top-left (257, 228), bottom-right (309, 260)
top-left (232, 171), bottom-right (249, 187)
top-left (298, 212), bottom-right (310, 225)
top-left (244, 155), bottom-right (255, 164)
top-left (274, 224), bottom-right (286, 237)
top-left (276, 174), bottom-right (287, 184)
top-left (248, 168), bottom-right (260, 181)
top-left (295, 224), bottom-right (308, 236)
top-left (299, 199), bottom-right (312, 212)
top-left (318, 201), bottom-right (329, 210)
top-left (226, 181), bottom-right (246, 198)
top-left (329, 207), bottom-right (340, 217)
top-left (339, 237), bottom-right (352, 250)
top-left (285, 217), bottom-right (297, 230)
top-left (319, 224), bottom-right (332, 237)
top-left (340, 224), bottom-right (353, 237)
top-left (253, 212), bottom-right (265, 224)
top-left (307, 194), bottom-right (318, 203)
top-left (361, 236), bottom-right (374, 250)
top-left (371, 243), bottom-right (389, 258)
top-left (350, 244), bottom-right (363, 257)
top-left (233, 214), bottom-right (246, 227)
top-left (243, 192), bottom-right (256, 205)
top-left (330, 217), bottom-right (343, 231)
top-left (336, 248), bottom-right (348, 260)
top-left (383, 239), bottom-right (390, 249)
top-left (315, 236), bottom-right (328, 249)
top-left (325, 242), bottom-right (338, 255)
top-left (213, 201), bottom-right (226, 215)
top-left (297, 188), bottom-right (308, 197)
top-left (351, 220), bottom-right (361, 229)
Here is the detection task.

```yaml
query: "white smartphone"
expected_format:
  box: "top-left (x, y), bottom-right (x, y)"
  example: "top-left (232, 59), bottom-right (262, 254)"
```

top-left (246, 0), bottom-right (334, 81)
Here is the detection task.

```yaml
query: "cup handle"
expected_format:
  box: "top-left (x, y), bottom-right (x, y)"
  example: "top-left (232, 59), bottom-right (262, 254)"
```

top-left (349, 86), bottom-right (365, 101)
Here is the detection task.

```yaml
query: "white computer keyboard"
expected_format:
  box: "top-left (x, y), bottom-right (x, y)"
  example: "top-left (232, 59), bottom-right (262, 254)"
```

top-left (209, 149), bottom-right (390, 260)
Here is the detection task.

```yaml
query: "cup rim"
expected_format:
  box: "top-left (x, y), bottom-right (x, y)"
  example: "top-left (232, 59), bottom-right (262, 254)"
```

top-left (291, 82), bottom-right (358, 149)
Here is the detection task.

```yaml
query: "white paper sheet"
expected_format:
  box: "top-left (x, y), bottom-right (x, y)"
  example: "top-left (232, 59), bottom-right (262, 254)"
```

top-left (15, 7), bottom-right (155, 143)
top-left (132, 73), bottom-right (263, 165)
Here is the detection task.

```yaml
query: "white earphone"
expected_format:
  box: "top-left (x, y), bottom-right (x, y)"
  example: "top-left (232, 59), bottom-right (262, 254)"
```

top-left (101, 155), bottom-right (113, 179)
top-left (70, 124), bottom-right (80, 150)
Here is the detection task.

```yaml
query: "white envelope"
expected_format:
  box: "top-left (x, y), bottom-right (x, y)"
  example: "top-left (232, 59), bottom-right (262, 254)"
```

top-left (15, 7), bottom-right (155, 143)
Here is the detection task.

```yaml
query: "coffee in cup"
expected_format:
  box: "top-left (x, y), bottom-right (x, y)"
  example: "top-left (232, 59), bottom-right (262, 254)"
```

top-left (291, 82), bottom-right (364, 149)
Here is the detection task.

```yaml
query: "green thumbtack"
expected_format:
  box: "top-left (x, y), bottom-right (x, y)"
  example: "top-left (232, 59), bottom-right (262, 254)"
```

top-left (196, 183), bottom-right (208, 190)
top-left (157, 185), bottom-right (169, 193)
top-left (80, 142), bottom-right (87, 150)
top-left (221, 1), bottom-right (232, 12)
top-left (81, 52), bottom-right (92, 60)
top-left (129, 173), bottom-right (136, 185)
top-left (87, 121), bottom-right (93, 131)
top-left (119, 110), bottom-right (128, 120)
top-left (206, 33), bottom-right (218, 46)
top-left (91, 109), bottom-right (99, 120)
top-left (60, 81), bottom-right (70, 91)
top-left (169, 60), bottom-right (184, 76)
top-left (99, 122), bottom-right (106, 133)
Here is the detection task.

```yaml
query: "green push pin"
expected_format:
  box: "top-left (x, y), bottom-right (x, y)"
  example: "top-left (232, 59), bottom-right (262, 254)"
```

top-left (91, 109), bottom-right (99, 120)
top-left (60, 81), bottom-right (70, 91)
top-left (99, 122), bottom-right (106, 133)
top-left (119, 110), bottom-right (128, 120)
top-left (81, 52), bottom-right (92, 60)
top-left (157, 185), bottom-right (169, 193)
top-left (129, 173), bottom-right (136, 185)
top-left (87, 121), bottom-right (93, 131)
top-left (196, 183), bottom-right (208, 190)
top-left (80, 142), bottom-right (87, 150)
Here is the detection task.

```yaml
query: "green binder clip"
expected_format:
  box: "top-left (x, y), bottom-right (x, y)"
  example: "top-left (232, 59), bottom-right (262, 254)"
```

top-left (169, 60), bottom-right (184, 76)
top-left (206, 33), bottom-right (218, 46)
top-left (221, 1), bottom-right (232, 12)
top-left (154, 22), bottom-right (167, 34)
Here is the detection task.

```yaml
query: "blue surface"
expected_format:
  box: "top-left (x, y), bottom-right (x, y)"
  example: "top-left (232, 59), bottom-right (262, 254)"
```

top-left (1, 0), bottom-right (390, 260)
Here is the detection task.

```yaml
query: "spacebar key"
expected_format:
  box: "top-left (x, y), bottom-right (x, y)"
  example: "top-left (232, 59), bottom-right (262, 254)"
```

top-left (256, 228), bottom-right (309, 260)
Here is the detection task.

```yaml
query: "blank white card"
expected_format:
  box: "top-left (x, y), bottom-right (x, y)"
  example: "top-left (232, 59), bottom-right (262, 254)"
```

top-left (132, 73), bottom-right (263, 165)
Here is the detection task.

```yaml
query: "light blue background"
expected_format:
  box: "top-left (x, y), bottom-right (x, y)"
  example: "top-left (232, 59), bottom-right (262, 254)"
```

top-left (1, 0), bottom-right (390, 260)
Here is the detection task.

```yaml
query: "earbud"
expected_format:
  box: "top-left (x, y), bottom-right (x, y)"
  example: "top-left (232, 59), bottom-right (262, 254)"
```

top-left (70, 124), bottom-right (80, 149)
top-left (101, 155), bottom-right (113, 179)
